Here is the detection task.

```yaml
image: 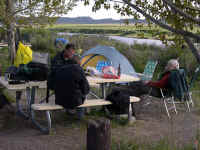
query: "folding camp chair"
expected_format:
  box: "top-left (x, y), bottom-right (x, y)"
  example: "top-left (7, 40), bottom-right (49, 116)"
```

top-left (137, 60), bottom-right (158, 81)
top-left (160, 68), bottom-right (194, 118)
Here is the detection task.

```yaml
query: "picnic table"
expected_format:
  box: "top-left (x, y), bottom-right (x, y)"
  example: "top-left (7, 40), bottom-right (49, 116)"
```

top-left (0, 74), bottom-right (140, 133)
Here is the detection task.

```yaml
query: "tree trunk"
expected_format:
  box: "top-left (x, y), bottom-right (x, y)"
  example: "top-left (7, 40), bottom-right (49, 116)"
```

top-left (6, 0), bottom-right (16, 64)
top-left (87, 118), bottom-right (111, 150)
top-left (7, 23), bottom-right (16, 64)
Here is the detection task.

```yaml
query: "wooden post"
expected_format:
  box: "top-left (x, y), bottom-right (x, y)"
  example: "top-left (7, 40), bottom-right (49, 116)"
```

top-left (87, 118), bottom-right (111, 150)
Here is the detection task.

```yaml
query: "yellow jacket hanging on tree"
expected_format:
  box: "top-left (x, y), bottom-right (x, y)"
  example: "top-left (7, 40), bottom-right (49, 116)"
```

top-left (14, 42), bottom-right (32, 67)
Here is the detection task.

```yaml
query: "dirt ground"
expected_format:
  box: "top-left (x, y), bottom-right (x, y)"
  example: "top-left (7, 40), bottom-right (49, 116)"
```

top-left (0, 95), bottom-right (200, 150)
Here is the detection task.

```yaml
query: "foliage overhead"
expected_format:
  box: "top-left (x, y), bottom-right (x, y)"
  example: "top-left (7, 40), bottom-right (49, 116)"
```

top-left (0, 0), bottom-right (77, 28)
top-left (84, 0), bottom-right (200, 63)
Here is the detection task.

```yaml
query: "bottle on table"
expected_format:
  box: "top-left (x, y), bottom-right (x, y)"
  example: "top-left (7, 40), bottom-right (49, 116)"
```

top-left (117, 64), bottom-right (121, 77)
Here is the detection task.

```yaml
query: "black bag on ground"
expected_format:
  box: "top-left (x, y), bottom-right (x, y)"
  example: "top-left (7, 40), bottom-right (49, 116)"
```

top-left (106, 90), bottom-right (130, 115)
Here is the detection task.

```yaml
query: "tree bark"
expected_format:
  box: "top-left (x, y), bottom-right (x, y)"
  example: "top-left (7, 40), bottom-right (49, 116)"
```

top-left (87, 118), bottom-right (111, 150)
top-left (7, 23), bottom-right (16, 64)
top-left (6, 0), bottom-right (16, 64)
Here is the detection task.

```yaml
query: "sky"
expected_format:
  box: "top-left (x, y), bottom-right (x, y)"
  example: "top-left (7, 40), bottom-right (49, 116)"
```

top-left (65, 1), bottom-right (131, 20)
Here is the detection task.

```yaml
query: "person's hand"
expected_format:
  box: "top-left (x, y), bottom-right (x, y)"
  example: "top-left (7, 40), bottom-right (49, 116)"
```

top-left (142, 80), bottom-right (150, 85)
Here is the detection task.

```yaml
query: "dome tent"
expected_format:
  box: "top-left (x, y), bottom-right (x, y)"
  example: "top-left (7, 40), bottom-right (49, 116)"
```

top-left (81, 45), bottom-right (137, 76)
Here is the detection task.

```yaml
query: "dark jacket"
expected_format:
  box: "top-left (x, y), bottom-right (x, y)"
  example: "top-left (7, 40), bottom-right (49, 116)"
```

top-left (169, 69), bottom-right (188, 100)
top-left (51, 51), bottom-right (65, 69)
top-left (54, 64), bottom-right (90, 109)
top-left (48, 51), bottom-right (77, 90)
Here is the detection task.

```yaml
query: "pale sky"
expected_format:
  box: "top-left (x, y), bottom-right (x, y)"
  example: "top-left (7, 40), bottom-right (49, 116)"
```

top-left (65, 1), bottom-right (131, 20)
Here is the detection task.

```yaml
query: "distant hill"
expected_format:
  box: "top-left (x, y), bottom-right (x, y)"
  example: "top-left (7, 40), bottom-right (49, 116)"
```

top-left (56, 17), bottom-right (146, 24)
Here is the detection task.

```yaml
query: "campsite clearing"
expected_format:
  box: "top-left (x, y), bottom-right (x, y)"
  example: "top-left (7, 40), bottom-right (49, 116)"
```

top-left (0, 93), bottom-right (200, 149)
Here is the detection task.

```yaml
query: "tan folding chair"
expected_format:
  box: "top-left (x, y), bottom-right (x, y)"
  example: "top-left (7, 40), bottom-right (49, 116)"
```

top-left (160, 68), bottom-right (194, 118)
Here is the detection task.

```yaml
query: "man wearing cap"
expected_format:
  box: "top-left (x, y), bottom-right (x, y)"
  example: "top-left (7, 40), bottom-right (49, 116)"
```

top-left (48, 43), bottom-right (87, 119)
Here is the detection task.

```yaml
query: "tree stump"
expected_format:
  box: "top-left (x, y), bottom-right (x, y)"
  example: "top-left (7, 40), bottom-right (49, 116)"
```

top-left (87, 118), bottom-right (111, 150)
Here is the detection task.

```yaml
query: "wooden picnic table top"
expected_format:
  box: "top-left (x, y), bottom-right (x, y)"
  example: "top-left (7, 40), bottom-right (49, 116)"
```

top-left (0, 74), bottom-right (139, 90)
top-left (87, 74), bottom-right (139, 84)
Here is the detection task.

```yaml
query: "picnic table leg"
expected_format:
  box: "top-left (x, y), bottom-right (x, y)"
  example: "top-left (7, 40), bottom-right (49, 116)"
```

top-left (128, 103), bottom-right (136, 124)
top-left (16, 90), bottom-right (29, 119)
top-left (100, 83), bottom-right (106, 99)
top-left (31, 109), bottom-right (51, 134)
top-left (100, 83), bottom-right (110, 115)
top-left (28, 86), bottom-right (36, 114)
top-left (26, 87), bottom-right (31, 115)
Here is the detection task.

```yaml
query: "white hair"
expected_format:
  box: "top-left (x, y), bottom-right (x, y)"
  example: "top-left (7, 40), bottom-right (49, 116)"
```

top-left (165, 59), bottom-right (179, 71)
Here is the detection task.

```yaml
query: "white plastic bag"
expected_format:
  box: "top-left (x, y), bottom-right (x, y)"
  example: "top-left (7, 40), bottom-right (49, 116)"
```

top-left (86, 66), bottom-right (102, 77)
top-left (101, 66), bottom-right (120, 79)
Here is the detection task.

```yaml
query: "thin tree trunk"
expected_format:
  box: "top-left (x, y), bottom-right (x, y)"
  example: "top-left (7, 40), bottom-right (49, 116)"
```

top-left (6, 0), bottom-right (16, 64)
top-left (7, 23), bottom-right (16, 64)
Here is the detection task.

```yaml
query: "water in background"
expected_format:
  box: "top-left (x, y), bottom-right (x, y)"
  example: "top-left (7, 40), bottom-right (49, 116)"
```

top-left (58, 32), bottom-right (169, 47)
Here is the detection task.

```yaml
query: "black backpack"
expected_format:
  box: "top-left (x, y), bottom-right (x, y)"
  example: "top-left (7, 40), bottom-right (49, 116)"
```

top-left (106, 90), bottom-right (130, 115)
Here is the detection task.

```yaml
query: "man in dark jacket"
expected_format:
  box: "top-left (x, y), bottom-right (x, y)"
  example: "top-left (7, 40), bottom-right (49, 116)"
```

top-left (51, 43), bottom-right (76, 71)
top-left (48, 43), bottom-right (78, 90)
top-left (54, 64), bottom-right (90, 109)
top-left (49, 43), bottom-right (89, 119)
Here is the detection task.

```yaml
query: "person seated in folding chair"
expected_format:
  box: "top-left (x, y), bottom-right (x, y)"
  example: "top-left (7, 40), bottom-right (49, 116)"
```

top-left (143, 59), bottom-right (180, 90)
top-left (143, 59), bottom-right (192, 117)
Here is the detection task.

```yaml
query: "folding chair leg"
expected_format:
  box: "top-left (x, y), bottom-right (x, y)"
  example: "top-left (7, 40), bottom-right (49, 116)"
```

top-left (163, 99), bottom-right (171, 118)
top-left (171, 97), bottom-right (177, 114)
top-left (186, 101), bottom-right (191, 112)
top-left (189, 92), bottom-right (194, 107)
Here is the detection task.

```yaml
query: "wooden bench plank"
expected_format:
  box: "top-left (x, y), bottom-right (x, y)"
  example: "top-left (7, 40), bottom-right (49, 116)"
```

top-left (130, 96), bottom-right (140, 102)
top-left (31, 96), bottom-right (140, 111)
top-left (32, 103), bottom-right (63, 110)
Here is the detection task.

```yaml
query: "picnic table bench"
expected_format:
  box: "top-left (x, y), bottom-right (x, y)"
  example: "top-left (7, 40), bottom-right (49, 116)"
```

top-left (31, 96), bottom-right (140, 134)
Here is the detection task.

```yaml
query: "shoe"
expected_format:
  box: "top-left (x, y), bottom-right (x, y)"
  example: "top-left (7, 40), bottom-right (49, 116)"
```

top-left (65, 109), bottom-right (76, 115)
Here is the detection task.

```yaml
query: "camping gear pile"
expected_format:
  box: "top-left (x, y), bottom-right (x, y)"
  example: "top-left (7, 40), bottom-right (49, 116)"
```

top-left (5, 42), bottom-right (49, 83)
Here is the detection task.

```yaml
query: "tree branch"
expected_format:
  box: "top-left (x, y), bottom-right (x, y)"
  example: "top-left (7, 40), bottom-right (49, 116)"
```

top-left (13, 1), bottom-right (39, 16)
top-left (162, 0), bottom-right (200, 25)
top-left (122, 0), bottom-right (200, 41)
top-left (184, 36), bottom-right (200, 64)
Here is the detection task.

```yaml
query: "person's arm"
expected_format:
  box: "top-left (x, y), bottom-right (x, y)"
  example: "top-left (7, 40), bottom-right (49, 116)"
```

top-left (147, 73), bottom-right (170, 88)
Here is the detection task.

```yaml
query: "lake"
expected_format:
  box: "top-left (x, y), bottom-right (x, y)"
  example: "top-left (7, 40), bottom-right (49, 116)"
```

top-left (57, 32), bottom-right (167, 47)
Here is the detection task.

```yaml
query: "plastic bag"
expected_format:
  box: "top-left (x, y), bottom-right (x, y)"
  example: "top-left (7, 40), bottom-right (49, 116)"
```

top-left (14, 42), bottom-right (32, 67)
top-left (101, 66), bottom-right (120, 79)
top-left (86, 66), bottom-right (102, 77)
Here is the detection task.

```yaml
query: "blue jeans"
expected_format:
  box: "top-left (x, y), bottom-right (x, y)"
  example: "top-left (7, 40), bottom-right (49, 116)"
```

top-left (76, 107), bottom-right (85, 119)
